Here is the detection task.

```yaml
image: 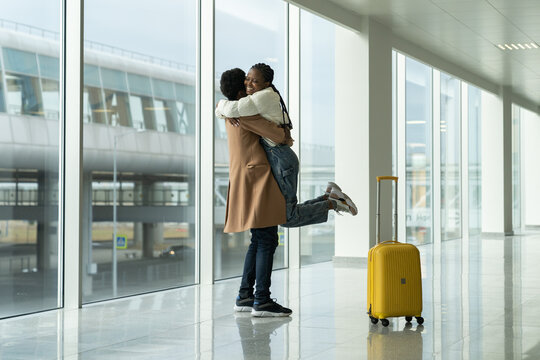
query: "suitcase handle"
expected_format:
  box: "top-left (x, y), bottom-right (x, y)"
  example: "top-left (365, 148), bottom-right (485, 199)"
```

top-left (376, 176), bottom-right (398, 182)
top-left (376, 176), bottom-right (398, 244)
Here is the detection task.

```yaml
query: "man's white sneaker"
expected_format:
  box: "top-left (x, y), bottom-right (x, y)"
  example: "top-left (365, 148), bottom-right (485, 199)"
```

top-left (329, 188), bottom-right (358, 216)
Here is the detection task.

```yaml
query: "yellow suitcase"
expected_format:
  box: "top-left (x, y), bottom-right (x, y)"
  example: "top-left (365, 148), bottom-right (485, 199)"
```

top-left (367, 176), bottom-right (424, 327)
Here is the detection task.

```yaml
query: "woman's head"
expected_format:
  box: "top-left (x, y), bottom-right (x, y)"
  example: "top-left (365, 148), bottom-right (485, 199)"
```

top-left (245, 63), bottom-right (274, 95)
top-left (220, 68), bottom-right (246, 100)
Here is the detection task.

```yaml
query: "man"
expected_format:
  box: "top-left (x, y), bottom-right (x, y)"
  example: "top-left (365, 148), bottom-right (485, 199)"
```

top-left (218, 68), bottom-right (292, 317)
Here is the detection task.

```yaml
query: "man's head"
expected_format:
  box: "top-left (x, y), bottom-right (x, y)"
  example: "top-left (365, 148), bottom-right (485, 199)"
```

top-left (220, 68), bottom-right (246, 100)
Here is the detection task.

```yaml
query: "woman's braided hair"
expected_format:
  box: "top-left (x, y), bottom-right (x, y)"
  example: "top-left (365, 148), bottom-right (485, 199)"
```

top-left (250, 63), bottom-right (292, 129)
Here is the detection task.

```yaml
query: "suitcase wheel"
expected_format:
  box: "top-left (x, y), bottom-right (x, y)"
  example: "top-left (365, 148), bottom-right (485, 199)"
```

top-left (416, 316), bottom-right (424, 325)
top-left (369, 316), bottom-right (378, 325)
top-left (405, 316), bottom-right (413, 323)
top-left (381, 319), bottom-right (390, 327)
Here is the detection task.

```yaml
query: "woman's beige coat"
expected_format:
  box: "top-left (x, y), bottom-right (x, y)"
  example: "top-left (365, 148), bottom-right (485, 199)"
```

top-left (223, 115), bottom-right (289, 233)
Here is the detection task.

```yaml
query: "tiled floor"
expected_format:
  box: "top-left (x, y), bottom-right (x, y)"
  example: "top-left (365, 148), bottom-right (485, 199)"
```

top-left (2, 233), bottom-right (540, 359)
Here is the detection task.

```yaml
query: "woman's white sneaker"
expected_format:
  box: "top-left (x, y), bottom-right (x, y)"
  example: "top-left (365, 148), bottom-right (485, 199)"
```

top-left (325, 181), bottom-right (342, 197)
top-left (329, 188), bottom-right (358, 216)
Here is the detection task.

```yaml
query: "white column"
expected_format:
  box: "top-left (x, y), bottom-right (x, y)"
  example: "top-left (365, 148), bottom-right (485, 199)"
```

top-left (334, 19), bottom-right (393, 261)
top-left (367, 20), bottom-right (393, 248)
top-left (501, 87), bottom-right (514, 235)
top-left (199, 0), bottom-right (215, 284)
top-left (480, 89), bottom-right (505, 234)
top-left (63, 0), bottom-right (84, 309)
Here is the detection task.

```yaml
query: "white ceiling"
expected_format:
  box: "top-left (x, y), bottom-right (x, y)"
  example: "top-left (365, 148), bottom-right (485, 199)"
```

top-left (326, 0), bottom-right (540, 108)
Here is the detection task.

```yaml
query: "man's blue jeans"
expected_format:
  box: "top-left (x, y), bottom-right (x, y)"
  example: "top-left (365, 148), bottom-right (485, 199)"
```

top-left (261, 140), bottom-right (329, 228)
top-left (239, 226), bottom-right (278, 303)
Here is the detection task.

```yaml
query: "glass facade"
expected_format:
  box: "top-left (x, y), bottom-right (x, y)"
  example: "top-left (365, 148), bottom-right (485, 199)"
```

top-left (0, 6), bottom-right (61, 318)
top-left (299, 11), bottom-right (336, 265)
top-left (213, 0), bottom-right (288, 280)
top-left (397, 55), bottom-right (492, 244)
top-left (82, 1), bottom-right (197, 302)
top-left (405, 57), bottom-right (433, 245)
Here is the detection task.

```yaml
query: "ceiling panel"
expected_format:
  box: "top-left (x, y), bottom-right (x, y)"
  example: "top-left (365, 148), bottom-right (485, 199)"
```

top-left (327, 0), bottom-right (540, 105)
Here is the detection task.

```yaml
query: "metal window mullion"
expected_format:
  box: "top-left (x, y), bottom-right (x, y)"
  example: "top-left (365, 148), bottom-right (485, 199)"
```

top-left (432, 69), bottom-right (441, 247)
top-left (282, 3), bottom-right (291, 269)
top-left (287, 5), bottom-right (301, 270)
top-left (194, 0), bottom-right (202, 286)
top-left (396, 53), bottom-right (406, 244)
top-left (96, 66), bottom-right (109, 125)
top-left (199, 0), bottom-right (215, 285)
top-left (35, 53), bottom-right (46, 116)
top-left (460, 81), bottom-right (470, 357)
top-left (431, 68), bottom-right (442, 358)
top-left (123, 71), bottom-right (135, 128)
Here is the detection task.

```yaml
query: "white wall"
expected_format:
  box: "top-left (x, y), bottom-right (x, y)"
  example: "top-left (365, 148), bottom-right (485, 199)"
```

top-left (334, 25), bottom-right (370, 258)
top-left (521, 110), bottom-right (540, 226)
top-left (334, 19), bottom-right (393, 260)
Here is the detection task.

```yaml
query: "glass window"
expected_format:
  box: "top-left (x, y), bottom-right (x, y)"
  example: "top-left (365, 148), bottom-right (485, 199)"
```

top-left (41, 78), bottom-right (59, 120)
top-left (299, 10), bottom-right (336, 265)
top-left (214, 0), bottom-right (287, 280)
top-left (84, 64), bottom-right (101, 88)
top-left (440, 73), bottom-right (461, 241)
top-left (0, 5), bottom-right (61, 318)
top-left (100, 68), bottom-right (128, 92)
top-left (5, 73), bottom-right (43, 116)
top-left (3, 48), bottom-right (39, 76)
top-left (127, 73), bottom-right (153, 96)
top-left (83, 0), bottom-right (197, 302)
top-left (38, 55), bottom-right (60, 81)
top-left (103, 90), bottom-right (131, 127)
top-left (405, 58), bottom-right (432, 245)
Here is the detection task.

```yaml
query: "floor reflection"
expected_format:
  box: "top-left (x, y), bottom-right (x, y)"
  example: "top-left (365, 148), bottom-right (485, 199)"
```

top-left (367, 323), bottom-right (424, 360)
top-left (2, 233), bottom-right (540, 359)
top-left (235, 313), bottom-right (292, 360)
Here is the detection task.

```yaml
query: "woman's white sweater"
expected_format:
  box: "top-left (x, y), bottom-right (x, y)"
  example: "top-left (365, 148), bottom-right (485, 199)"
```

top-left (215, 87), bottom-right (289, 146)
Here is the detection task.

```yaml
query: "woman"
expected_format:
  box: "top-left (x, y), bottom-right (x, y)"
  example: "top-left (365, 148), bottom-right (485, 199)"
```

top-left (216, 63), bottom-right (357, 229)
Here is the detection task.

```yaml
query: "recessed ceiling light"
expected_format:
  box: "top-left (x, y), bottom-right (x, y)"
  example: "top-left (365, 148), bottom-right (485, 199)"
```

top-left (496, 42), bottom-right (540, 51)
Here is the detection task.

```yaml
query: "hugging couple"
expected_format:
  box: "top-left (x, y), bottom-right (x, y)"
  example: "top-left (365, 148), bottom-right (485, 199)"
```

top-left (216, 63), bottom-right (357, 317)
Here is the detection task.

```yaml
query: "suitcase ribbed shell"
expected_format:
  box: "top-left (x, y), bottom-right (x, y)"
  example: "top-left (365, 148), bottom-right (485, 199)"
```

top-left (367, 241), bottom-right (422, 319)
